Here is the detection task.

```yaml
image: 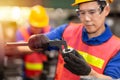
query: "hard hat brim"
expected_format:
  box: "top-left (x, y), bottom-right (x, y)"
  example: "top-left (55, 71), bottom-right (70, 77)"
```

top-left (29, 19), bottom-right (49, 28)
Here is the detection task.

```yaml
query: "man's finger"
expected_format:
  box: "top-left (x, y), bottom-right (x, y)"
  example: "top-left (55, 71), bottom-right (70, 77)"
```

top-left (69, 53), bottom-right (85, 64)
top-left (64, 56), bottom-right (81, 67)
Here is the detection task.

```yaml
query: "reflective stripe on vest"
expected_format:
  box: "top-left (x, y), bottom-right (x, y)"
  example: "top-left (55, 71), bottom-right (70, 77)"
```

top-left (68, 46), bottom-right (104, 69)
top-left (25, 62), bottom-right (43, 70)
top-left (78, 50), bottom-right (104, 69)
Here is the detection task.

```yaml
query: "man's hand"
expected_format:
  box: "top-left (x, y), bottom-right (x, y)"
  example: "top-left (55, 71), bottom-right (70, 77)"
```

top-left (62, 48), bottom-right (91, 75)
top-left (28, 34), bottom-right (49, 52)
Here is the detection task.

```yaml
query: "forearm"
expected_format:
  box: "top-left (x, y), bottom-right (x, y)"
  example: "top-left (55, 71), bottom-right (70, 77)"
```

top-left (5, 46), bottom-right (33, 57)
top-left (89, 69), bottom-right (112, 80)
top-left (17, 46), bottom-right (33, 53)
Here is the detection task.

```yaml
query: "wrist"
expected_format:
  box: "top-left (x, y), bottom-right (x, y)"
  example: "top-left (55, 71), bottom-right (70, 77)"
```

top-left (89, 69), bottom-right (112, 80)
top-left (89, 69), bottom-right (98, 78)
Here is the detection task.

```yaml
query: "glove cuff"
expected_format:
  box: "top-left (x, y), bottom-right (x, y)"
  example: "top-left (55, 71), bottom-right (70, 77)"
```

top-left (82, 66), bottom-right (91, 75)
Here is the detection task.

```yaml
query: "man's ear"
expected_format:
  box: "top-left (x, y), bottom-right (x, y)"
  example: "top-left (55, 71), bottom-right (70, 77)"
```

top-left (104, 4), bottom-right (110, 16)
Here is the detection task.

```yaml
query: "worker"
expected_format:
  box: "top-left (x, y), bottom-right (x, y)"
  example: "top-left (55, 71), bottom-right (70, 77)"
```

top-left (27, 0), bottom-right (120, 80)
top-left (16, 5), bottom-right (51, 80)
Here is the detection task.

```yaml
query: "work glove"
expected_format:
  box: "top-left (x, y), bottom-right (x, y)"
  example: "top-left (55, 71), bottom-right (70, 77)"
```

top-left (28, 34), bottom-right (49, 52)
top-left (62, 48), bottom-right (91, 75)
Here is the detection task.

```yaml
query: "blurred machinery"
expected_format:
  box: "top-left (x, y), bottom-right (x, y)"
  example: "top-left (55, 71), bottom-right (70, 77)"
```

top-left (0, 23), bottom-right (5, 80)
top-left (0, 21), bottom-right (21, 80)
top-left (107, 0), bottom-right (120, 37)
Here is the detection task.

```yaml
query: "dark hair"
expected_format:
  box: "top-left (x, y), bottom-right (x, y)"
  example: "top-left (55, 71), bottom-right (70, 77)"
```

top-left (97, 0), bottom-right (107, 12)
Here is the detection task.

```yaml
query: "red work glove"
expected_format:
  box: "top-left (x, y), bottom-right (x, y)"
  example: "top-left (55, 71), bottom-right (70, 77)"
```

top-left (62, 48), bottom-right (91, 75)
top-left (28, 34), bottom-right (49, 52)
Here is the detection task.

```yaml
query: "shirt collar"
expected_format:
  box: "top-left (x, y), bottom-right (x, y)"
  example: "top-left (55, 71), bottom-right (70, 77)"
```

top-left (82, 24), bottom-right (113, 45)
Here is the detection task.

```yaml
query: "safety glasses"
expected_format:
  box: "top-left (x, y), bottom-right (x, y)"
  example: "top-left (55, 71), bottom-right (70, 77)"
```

top-left (76, 7), bottom-right (102, 18)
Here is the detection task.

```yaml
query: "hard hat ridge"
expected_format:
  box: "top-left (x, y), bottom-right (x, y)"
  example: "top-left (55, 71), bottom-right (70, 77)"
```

top-left (72, 0), bottom-right (113, 6)
top-left (72, 0), bottom-right (94, 6)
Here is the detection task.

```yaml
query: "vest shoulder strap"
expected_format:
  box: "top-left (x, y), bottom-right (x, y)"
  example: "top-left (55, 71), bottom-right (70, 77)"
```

top-left (19, 27), bottom-right (30, 41)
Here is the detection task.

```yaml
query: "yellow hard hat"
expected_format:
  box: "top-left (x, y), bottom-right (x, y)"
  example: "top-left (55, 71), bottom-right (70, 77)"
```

top-left (29, 5), bottom-right (49, 28)
top-left (72, 0), bottom-right (113, 6)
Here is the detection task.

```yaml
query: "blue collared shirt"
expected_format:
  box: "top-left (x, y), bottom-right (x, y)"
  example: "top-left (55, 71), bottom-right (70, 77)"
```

top-left (82, 24), bottom-right (112, 45)
top-left (46, 23), bottom-right (120, 79)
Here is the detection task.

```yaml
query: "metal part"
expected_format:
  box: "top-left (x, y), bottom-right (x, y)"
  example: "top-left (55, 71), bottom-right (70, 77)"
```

top-left (48, 40), bottom-right (69, 52)
top-left (62, 48), bottom-right (73, 54)
top-left (6, 42), bottom-right (28, 46)
top-left (6, 40), bottom-right (69, 52)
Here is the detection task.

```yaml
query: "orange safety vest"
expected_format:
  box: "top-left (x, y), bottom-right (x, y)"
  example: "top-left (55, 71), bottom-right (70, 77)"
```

top-left (19, 26), bottom-right (50, 78)
top-left (55, 23), bottom-right (120, 80)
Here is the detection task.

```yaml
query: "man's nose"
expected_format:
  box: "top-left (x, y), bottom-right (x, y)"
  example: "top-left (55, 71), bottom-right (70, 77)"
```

top-left (84, 13), bottom-right (91, 21)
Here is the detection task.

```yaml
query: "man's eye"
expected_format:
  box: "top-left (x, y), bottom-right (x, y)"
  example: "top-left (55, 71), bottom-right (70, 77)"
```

top-left (80, 12), bottom-right (85, 15)
top-left (89, 11), bottom-right (95, 14)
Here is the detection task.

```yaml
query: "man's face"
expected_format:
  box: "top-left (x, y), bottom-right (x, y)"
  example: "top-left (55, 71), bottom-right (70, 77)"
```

top-left (30, 26), bottom-right (43, 34)
top-left (78, 1), bottom-right (110, 35)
